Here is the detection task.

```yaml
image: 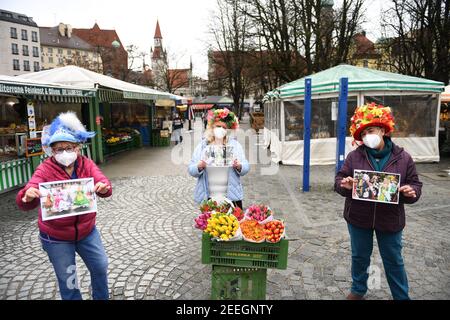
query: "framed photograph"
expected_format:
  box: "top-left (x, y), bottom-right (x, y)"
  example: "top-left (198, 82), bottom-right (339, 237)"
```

top-left (202, 144), bottom-right (235, 167)
top-left (352, 169), bottom-right (401, 205)
top-left (39, 178), bottom-right (97, 221)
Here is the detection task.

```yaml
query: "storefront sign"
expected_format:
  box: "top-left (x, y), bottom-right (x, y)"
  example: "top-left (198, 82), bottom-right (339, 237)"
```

top-left (123, 91), bottom-right (156, 101)
top-left (25, 138), bottom-right (44, 157)
top-left (0, 83), bottom-right (94, 97)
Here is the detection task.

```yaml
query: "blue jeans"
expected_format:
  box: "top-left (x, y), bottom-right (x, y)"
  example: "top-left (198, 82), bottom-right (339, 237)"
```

top-left (347, 223), bottom-right (410, 300)
top-left (40, 227), bottom-right (109, 300)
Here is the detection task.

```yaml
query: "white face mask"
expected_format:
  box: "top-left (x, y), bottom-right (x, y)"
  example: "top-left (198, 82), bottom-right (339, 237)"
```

top-left (55, 151), bottom-right (77, 167)
top-left (213, 127), bottom-right (227, 139)
top-left (362, 133), bottom-right (382, 149)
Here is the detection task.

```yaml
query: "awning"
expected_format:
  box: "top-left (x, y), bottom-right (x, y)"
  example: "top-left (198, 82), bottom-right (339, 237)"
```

top-left (273, 64), bottom-right (445, 99)
top-left (192, 104), bottom-right (214, 110)
top-left (155, 99), bottom-right (176, 107)
top-left (18, 65), bottom-right (173, 101)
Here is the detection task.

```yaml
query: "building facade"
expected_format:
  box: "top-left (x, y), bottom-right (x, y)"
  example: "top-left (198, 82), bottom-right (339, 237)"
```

top-left (0, 9), bottom-right (41, 76)
top-left (73, 23), bottom-right (128, 80)
top-left (40, 23), bottom-right (102, 72)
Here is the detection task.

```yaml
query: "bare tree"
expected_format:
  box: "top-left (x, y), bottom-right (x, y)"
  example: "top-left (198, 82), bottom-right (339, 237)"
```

top-left (242, 0), bottom-right (365, 80)
top-left (209, 0), bottom-right (254, 119)
top-left (381, 0), bottom-right (450, 84)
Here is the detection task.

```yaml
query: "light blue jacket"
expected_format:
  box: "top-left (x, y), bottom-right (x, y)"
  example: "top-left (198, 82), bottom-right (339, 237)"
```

top-left (188, 138), bottom-right (250, 204)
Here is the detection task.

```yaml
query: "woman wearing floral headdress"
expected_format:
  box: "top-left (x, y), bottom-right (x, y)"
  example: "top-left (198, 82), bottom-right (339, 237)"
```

top-left (335, 103), bottom-right (422, 300)
top-left (188, 108), bottom-right (249, 209)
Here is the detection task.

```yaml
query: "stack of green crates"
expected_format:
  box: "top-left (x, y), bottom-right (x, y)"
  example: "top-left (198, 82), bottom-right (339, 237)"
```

top-left (201, 233), bottom-right (288, 300)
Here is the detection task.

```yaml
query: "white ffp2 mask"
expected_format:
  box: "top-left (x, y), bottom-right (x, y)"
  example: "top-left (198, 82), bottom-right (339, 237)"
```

top-left (362, 134), bottom-right (382, 149)
top-left (213, 127), bottom-right (227, 139)
top-left (55, 151), bottom-right (77, 167)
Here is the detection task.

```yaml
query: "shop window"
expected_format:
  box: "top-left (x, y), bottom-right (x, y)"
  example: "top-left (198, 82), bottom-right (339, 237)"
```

top-left (13, 59), bottom-right (20, 71)
top-left (23, 60), bottom-right (30, 71)
top-left (284, 101), bottom-right (304, 141)
top-left (21, 29), bottom-right (28, 41)
top-left (10, 27), bottom-right (17, 39)
top-left (22, 45), bottom-right (29, 56)
top-left (32, 31), bottom-right (38, 42)
top-left (364, 94), bottom-right (438, 137)
top-left (11, 43), bottom-right (18, 55)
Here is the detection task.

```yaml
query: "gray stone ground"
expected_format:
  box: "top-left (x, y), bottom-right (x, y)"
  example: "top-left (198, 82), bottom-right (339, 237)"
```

top-left (0, 119), bottom-right (449, 300)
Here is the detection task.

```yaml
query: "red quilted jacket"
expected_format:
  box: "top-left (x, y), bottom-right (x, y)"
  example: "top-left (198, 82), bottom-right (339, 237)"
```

top-left (16, 155), bottom-right (112, 241)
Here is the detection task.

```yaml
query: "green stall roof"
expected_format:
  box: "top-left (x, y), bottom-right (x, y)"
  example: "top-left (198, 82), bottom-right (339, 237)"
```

top-left (270, 64), bottom-right (444, 100)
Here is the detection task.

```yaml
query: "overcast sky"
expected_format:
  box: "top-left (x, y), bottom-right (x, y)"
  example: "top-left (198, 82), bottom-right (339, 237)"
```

top-left (1, 0), bottom-right (387, 79)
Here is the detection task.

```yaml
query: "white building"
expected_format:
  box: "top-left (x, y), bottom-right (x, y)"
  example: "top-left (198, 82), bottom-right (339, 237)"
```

top-left (0, 10), bottom-right (41, 76)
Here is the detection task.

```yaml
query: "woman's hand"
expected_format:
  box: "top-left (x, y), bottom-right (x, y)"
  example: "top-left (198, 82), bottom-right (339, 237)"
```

top-left (94, 182), bottom-right (111, 195)
top-left (233, 159), bottom-right (242, 172)
top-left (22, 187), bottom-right (41, 203)
top-left (399, 185), bottom-right (416, 198)
top-left (340, 177), bottom-right (354, 190)
top-left (198, 160), bottom-right (207, 171)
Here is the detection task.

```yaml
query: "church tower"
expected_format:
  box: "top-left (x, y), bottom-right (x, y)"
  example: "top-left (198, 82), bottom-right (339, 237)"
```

top-left (151, 20), bottom-right (167, 89)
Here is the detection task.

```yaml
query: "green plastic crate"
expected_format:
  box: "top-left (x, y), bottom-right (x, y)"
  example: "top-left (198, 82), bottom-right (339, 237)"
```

top-left (211, 265), bottom-right (267, 300)
top-left (202, 233), bottom-right (288, 269)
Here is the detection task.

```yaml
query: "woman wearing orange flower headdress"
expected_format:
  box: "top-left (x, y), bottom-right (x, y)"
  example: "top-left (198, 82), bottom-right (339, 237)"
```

top-left (335, 103), bottom-right (422, 300)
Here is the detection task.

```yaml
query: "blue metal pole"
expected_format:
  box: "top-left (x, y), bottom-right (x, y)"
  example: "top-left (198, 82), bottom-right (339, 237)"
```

top-left (336, 77), bottom-right (349, 174)
top-left (303, 78), bottom-right (312, 192)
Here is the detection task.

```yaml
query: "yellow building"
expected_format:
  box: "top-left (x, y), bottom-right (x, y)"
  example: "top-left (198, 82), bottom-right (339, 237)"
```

top-left (39, 23), bottom-right (102, 72)
top-left (349, 31), bottom-right (382, 69)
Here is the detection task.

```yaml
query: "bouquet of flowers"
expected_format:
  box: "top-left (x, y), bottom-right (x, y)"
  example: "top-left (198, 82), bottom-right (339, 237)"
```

top-left (199, 199), bottom-right (218, 213)
top-left (245, 204), bottom-right (273, 223)
top-left (194, 211), bottom-right (212, 231)
top-left (232, 207), bottom-right (244, 221)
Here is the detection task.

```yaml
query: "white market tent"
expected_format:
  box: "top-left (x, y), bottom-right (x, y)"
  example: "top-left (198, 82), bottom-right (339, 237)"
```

top-left (263, 64), bottom-right (445, 165)
top-left (442, 85), bottom-right (450, 103)
top-left (18, 65), bottom-right (172, 101)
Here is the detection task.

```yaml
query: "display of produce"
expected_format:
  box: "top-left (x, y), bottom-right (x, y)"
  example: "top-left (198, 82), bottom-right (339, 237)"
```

top-left (264, 220), bottom-right (285, 243)
top-left (195, 199), bottom-right (285, 243)
top-left (245, 204), bottom-right (273, 222)
top-left (204, 212), bottom-right (239, 241)
top-left (240, 219), bottom-right (265, 242)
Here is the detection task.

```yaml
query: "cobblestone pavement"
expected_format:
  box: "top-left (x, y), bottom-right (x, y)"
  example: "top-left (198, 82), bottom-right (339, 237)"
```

top-left (1, 120), bottom-right (449, 300)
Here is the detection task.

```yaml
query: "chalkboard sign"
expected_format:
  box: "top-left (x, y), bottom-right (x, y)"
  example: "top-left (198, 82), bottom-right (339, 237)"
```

top-left (25, 138), bottom-right (44, 157)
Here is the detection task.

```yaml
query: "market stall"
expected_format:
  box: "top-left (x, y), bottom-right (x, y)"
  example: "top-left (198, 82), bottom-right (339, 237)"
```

top-left (0, 75), bottom-right (95, 193)
top-left (152, 98), bottom-right (176, 147)
top-left (19, 66), bottom-right (173, 157)
top-left (263, 64), bottom-right (445, 165)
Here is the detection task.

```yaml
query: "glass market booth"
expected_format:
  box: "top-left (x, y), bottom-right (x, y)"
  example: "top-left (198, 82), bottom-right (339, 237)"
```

top-left (263, 65), bottom-right (445, 165)
top-left (0, 75), bottom-right (95, 193)
top-left (18, 66), bottom-right (173, 159)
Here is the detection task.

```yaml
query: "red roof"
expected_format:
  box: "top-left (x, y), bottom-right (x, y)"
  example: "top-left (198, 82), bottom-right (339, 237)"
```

top-left (352, 32), bottom-right (381, 59)
top-left (154, 20), bottom-right (162, 39)
top-left (73, 23), bottom-right (124, 50)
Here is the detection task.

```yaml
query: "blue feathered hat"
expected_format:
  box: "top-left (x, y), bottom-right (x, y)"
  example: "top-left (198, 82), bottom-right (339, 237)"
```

top-left (42, 111), bottom-right (96, 147)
